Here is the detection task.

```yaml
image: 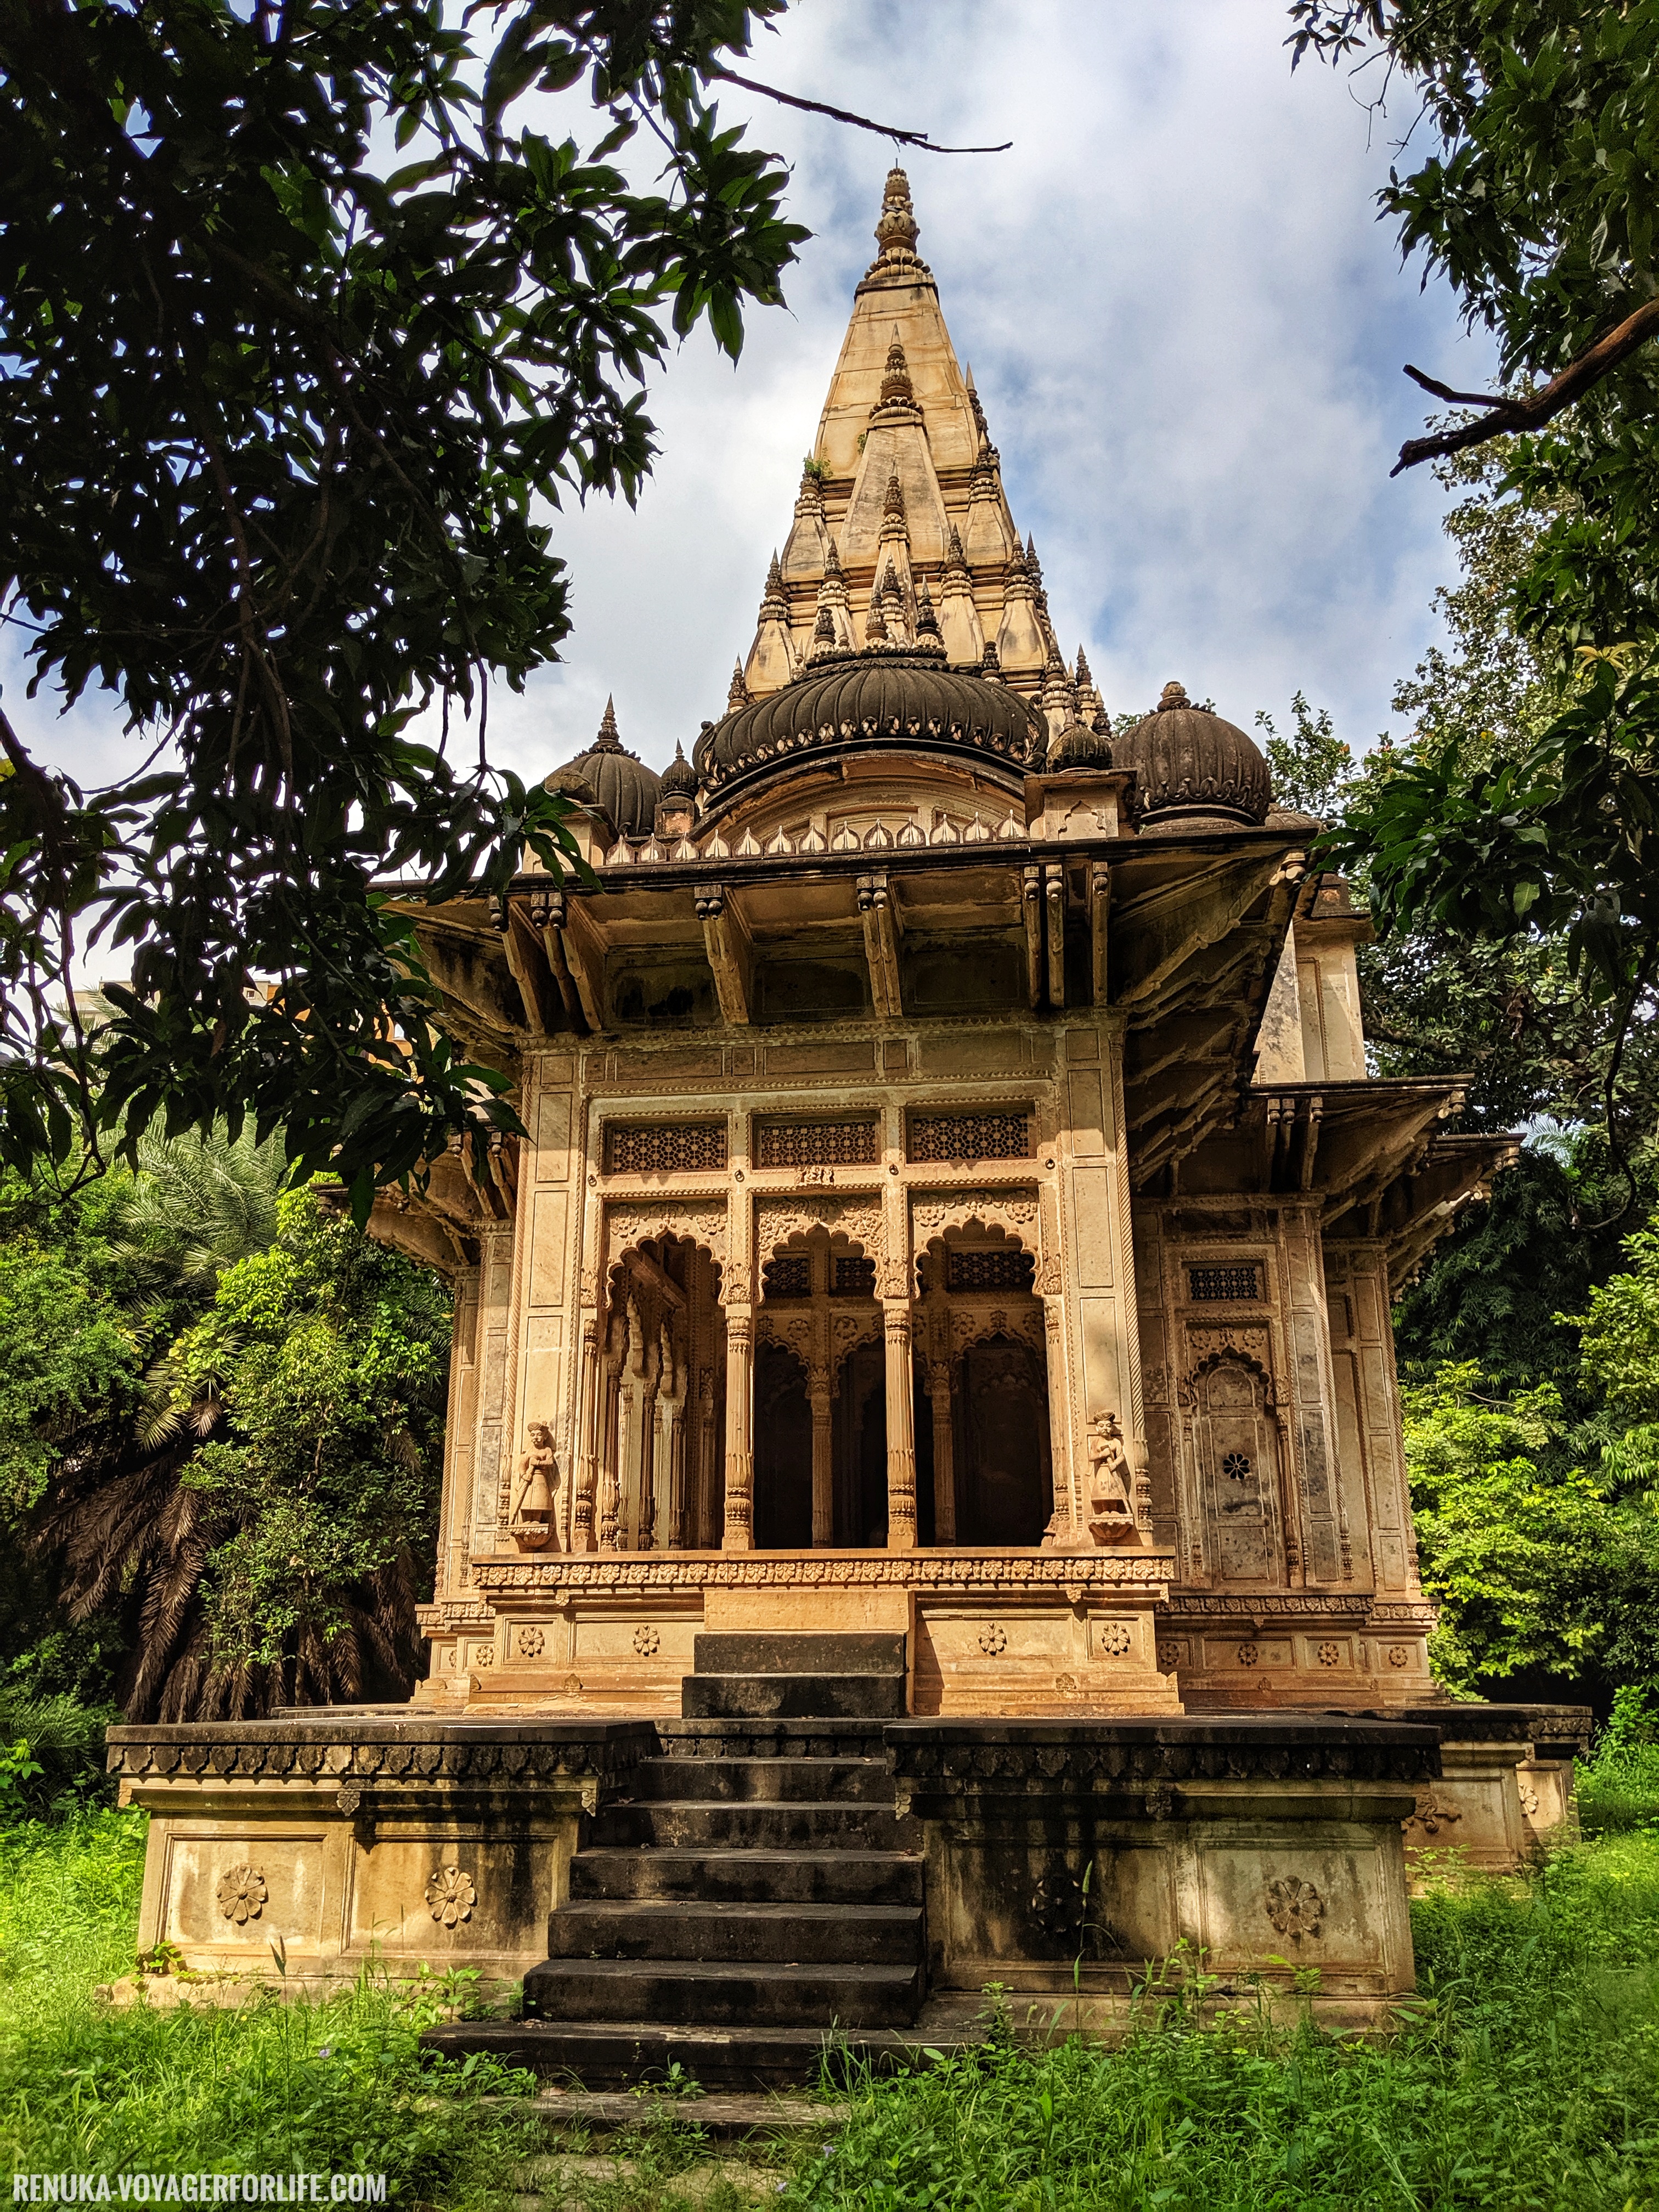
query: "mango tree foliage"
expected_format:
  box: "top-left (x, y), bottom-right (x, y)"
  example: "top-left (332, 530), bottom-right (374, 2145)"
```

top-left (0, 0), bottom-right (805, 1208)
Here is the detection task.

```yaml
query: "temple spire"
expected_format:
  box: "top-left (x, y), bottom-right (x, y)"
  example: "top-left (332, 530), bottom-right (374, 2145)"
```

top-left (593, 695), bottom-right (622, 751)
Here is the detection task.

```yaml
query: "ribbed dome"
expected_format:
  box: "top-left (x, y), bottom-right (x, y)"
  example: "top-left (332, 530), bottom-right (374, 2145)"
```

top-left (659, 742), bottom-right (698, 800)
top-left (1047, 715), bottom-right (1113, 772)
top-left (1115, 682), bottom-right (1270, 828)
top-left (549, 697), bottom-right (661, 836)
top-left (693, 649), bottom-right (1044, 791)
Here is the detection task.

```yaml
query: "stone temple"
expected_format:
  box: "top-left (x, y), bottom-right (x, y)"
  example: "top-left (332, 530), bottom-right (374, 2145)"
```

top-left (110, 170), bottom-right (1588, 2079)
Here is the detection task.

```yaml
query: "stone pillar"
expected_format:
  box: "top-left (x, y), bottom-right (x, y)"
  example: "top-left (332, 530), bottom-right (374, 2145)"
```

top-left (927, 1359), bottom-right (956, 1543)
top-left (810, 1369), bottom-right (834, 1547)
top-left (884, 1302), bottom-right (918, 1550)
top-left (596, 1317), bottom-right (624, 1554)
top-left (721, 1312), bottom-right (754, 1550)
top-left (571, 1313), bottom-right (601, 1553)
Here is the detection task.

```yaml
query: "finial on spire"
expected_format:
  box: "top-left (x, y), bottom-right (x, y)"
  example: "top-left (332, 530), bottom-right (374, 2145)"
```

top-left (864, 592), bottom-right (889, 647)
top-left (825, 539), bottom-right (844, 578)
top-left (813, 604), bottom-right (836, 643)
top-left (980, 639), bottom-right (1003, 682)
top-left (883, 466), bottom-right (906, 520)
top-left (1076, 645), bottom-right (1093, 690)
top-left (594, 695), bottom-right (621, 750)
top-left (727, 661), bottom-right (751, 712)
top-left (944, 523), bottom-right (968, 572)
top-left (873, 165), bottom-right (919, 261)
top-left (1159, 680), bottom-right (1190, 710)
top-left (877, 331), bottom-right (915, 411)
top-left (915, 574), bottom-right (941, 642)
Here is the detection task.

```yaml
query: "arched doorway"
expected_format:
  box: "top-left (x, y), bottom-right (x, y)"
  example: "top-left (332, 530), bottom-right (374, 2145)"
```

top-left (596, 1233), bottom-right (725, 1551)
top-left (914, 1228), bottom-right (1054, 1547)
top-left (752, 1339), bottom-right (813, 1548)
top-left (754, 1228), bottom-right (883, 1546)
top-left (956, 1334), bottom-right (1052, 1545)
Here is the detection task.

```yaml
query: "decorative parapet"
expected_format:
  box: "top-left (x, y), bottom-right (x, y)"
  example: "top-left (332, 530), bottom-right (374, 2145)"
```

top-left (884, 1716), bottom-right (1440, 1807)
top-left (471, 1550), bottom-right (1173, 1598)
top-left (107, 1716), bottom-right (657, 1799)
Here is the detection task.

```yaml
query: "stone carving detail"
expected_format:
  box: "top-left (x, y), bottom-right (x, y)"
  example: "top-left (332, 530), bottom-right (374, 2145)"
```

top-left (951, 1304), bottom-right (1043, 1355)
top-left (510, 1423), bottom-right (558, 1550)
top-left (1387, 1645), bottom-right (1412, 1668)
top-left (476, 1550), bottom-right (1171, 1595)
top-left (425, 1866), bottom-right (476, 1928)
top-left (216, 1866), bottom-right (267, 1925)
top-left (755, 1118), bottom-right (878, 1168)
top-left (1085, 1412), bottom-right (1136, 1544)
top-left (978, 1624), bottom-right (1007, 1656)
top-left (1315, 1642), bottom-right (1342, 1667)
top-left (1188, 1265), bottom-right (1262, 1303)
top-left (1265, 1876), bottom-right (1323, 1940)
top-left (913, 1190), bottom-right (1039, 1235)
top-left (757, 1198), bottom-right (883, 1265)
top-left (1519, 1780), bottom-right (1541, 1820)
top-left (1099, 1621), bottom-right (1133, 1658)
top-left (1406, 1791), bottom-right (1463, 1842)
top-left (517, 1625), bottom-right (546, 1657)
top-left (633, 1625), bottom-right (661, 1656)
top-left (1156, 1641), bottom-right (1181, 1671)
top-left (1029, 1866), bottom-right (1087, 1950)
top-left (1237, 1643), bottom-right (1260, 1667)
top-left (472, 1645), bottom-right (495, 1667)
top-left (606, 1201), bottom-right (729, 1276)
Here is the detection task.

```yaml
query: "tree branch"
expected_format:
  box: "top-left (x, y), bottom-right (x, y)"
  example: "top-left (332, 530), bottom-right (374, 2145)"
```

top-left (1392, 296), bottom-right (1659, 475)
top-left (705, 69), bottom-right (1011, 154)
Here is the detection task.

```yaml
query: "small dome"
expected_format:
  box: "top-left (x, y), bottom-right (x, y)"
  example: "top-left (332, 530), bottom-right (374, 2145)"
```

top-left (693, 648), bottom-right (1044, 793)
top-left (660, 742), bottom-right (698, 801)
top-left (549, 697), bottom-right (661, 836)
top-left (1046, 716), bottom-right (1113, 772)
top-left (1115, 681), bottom-right (1269, 828)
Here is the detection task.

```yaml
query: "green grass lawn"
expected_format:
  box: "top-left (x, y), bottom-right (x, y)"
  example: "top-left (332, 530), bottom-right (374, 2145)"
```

top-left (1, 1805), bottom-right (1657, 2212)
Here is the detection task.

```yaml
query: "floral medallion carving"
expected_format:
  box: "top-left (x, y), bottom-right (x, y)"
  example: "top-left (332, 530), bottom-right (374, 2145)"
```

top-left (1156, 1641), bottom-right (1181, 1671)
top-left (425, 1866), bottom-right (476, 1928)
top-left (517, 1625), bottom-right (546, 1658)
top-left (1387, 1645), bottom-right (1412, 1669)
top-left (1237, 1643), bottom-right (1260, 1667)
top-left (216, 1866), bottom-right (267, 1925)
top-left (1406, 1791), bottom-right (1462, 1842)
top-left (977, 1624), bottom-right (1007, 1657)
top-left (1099, 1622), bottom-right (1133, 1658)
top-left (633, 1625), bottom-right (661, 1657)
top-left (1315, 1642), bottom-right (1342, 1668)
top-left (1265, 1876), bottom-right (1323, 1940)
top-left (472, 1645), bottom-right (495, 1667)
top-left (1519, 1780), bottom-right (1542, 1820)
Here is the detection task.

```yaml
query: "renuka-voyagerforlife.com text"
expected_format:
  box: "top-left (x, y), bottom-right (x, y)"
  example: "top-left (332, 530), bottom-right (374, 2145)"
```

top-left (12, 2177), bottom-right (388, 2203)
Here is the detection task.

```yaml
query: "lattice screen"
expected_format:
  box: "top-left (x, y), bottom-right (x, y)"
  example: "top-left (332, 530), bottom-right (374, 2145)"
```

top-left (946, 1248), bottom-right (1035, 1293)
top-left (754, 1118), bottom-right (879, 1168)
top-left (763, 1255), bottom-right (811, 1299)
top-left (603, 1120), bottom-right (727, 1175)
top-left (832, 1256), bottom-right (877, 1297)
top-left (907, 1110), bottom-right (1032, 1164)
top-left (1188, 1265), bottom-right (1262, 1303)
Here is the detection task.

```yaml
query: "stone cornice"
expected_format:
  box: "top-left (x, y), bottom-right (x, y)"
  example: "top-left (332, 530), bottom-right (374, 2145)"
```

top-left (471, 1550), bottom-right (1173, 1598)
top-left (885, 1717), bottom-right (1441, 1790)
top-left (106, 1717), bottom-right (656, 1786)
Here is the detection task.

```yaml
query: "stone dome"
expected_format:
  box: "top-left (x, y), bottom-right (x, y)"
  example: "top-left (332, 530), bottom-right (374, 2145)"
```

top-left (1115, 682), bottom-right (1270, 829)
top-left (659, 742), bottom-right (698, 800)
top-left (693, 648), bottom-right (1045, 794)
top-left (1047, 715), bottom-right (1113, 772)
top-left (549, 697), bottom-right (661, 836)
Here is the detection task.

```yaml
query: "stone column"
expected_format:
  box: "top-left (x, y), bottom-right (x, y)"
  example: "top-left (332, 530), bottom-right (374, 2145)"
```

top-left (596, 1314), bottom-right (624, 1554)
top-left (810, 1368), bottom-right (834, 1547)
top-left (927, 1359), bottom-right (956, 1543)
top-left (659, 1329), bottom-right (687, 1550)
top-left (721, 1312), bottom-right (754, 1550)
top-left (884, 1303), bottom-right (918, 1550)
top-left (571, 1312), bottom-right (601, 1554)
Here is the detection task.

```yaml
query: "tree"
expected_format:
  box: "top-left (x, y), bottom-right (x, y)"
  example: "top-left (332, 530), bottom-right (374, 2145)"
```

top-left (0, 1), bottom-right (808, 1206)
top-left (37, 1186), bottom-right (449, 1718)
top-left (1294, 4), bottom-right (1659, 1206)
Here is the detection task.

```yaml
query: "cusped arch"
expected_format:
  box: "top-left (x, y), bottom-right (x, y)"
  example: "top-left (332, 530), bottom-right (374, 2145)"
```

top-left (910, 1190), bottom-right (1044, 1275)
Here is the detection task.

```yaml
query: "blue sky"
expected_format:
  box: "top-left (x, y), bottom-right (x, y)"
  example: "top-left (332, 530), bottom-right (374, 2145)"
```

top-left (4, 0), bottom-right (1499, 799)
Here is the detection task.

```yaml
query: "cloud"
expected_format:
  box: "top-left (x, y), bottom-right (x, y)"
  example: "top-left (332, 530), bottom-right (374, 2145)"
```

top-left (6, 0), bottom-right (1495, 797)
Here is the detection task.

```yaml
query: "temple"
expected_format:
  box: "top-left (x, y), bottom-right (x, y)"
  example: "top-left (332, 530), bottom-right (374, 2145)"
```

top-left (111, 173), bottom-right (1586, 2065)
top-left (373, 165), bottom-right (1510, 1720)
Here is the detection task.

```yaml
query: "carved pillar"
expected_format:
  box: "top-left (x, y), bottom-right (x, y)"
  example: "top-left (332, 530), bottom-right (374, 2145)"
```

top-left (597, 1311), bottom-right (625, 1553)
top-left (884, 1303), bottom-right (918, 1550)
top-left (927, 1358), bottom-right (956, 1543)
top-left (697, 1368), bottom-right (719, 1549)
top-left (571, 1312), bottom-right (601, 1553)
top-left (1043, 1296), bottom-right (1074, 1539)
top-left (722, 1312), bottom-right (754, 1550)
top-left (810, 1368), bottom-right (834, 1547)
top-left (656, 1326), bottom-right (687, 1551)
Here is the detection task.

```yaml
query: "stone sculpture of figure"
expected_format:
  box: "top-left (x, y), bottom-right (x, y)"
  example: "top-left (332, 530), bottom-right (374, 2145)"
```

top-left (511, 1421), bottom-right (560, 1551)
top-left (1086, 1411), bottom-right (1135, 1545)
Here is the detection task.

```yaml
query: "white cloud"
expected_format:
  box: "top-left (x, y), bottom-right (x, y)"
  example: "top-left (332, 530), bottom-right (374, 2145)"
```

top-left (6, 0), bottom-right (1495, 796)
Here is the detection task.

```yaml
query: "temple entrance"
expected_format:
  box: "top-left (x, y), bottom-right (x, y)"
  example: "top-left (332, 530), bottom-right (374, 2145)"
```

top-left (752, 1340), bottom-right (813, 1548)
top-left (597, 1233), bottom-right (725, 1551)
top-left (754, 1227), bottom-right (885, 1546)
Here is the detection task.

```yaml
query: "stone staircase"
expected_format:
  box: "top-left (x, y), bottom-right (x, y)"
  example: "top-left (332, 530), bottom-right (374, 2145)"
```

top-left (428, 1635), bottom-right (952, 2090)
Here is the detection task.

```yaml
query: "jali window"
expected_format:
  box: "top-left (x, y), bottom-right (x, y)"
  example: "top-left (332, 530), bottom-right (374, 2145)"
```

top-left (907, 1110), bottom-right (1032, 1164)
top-left (1188, 1265), bottom-right (1262, 1303)
top-left (946, 1249), bottom-right (1035, 1293)
top-left (604, 1120), bottom-right (727, 1175)
top-left (754, 1118), bottom-right (879, 1168)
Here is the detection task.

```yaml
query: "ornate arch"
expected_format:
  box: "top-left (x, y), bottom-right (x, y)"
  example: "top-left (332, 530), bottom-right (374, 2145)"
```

top-left (603, 1203), bottom-right (728, 1291)
top-left (1176, 1334), bottom-right (1279, 1412)
top-left (755, 1196), bottom-right (884, 1263)
top-left (949, 1304), bottom-right (1046, 1357)
top-left (910, 1189), bottom-right (1045, 1288)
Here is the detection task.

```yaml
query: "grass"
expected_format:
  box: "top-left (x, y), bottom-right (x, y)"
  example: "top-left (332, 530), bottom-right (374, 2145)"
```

top-left (2, 1797), bottom-right (1657, 2211)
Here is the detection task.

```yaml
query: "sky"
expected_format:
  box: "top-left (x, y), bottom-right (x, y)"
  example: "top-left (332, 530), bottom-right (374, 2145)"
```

top-left (4, 0), bottom-right (1499, 798)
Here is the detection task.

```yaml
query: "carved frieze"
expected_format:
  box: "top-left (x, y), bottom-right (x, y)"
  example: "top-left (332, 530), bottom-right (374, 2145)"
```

top-left (474, 1551), bottom-right (1172, 1595)
top-left (605, 1201), bottom-right (728, 1274)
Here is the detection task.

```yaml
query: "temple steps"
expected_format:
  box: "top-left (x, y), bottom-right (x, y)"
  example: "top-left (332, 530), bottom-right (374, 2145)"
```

top-left (628, 1755), bottom-right (893, 1803)
top-left (545, 1898), bottom-right (923, 1965)
top-left (680, 1672), bottom-right (907, 1720)
top-left (569, 1845), bottom-right (923, 1907)
top-left (421, 2018), bottom-right (964, 2094)
top-left (589, 1798), bottom-right (903, 1852)
top-left (522, 1957), bottom-right (923, 2027)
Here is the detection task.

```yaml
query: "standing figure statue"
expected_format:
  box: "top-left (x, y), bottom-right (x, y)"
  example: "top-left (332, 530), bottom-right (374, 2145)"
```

top-left (1086, 1411), bottom-right (1136, 1545)
top-left (512, 1421), bottom-right (560, 1551)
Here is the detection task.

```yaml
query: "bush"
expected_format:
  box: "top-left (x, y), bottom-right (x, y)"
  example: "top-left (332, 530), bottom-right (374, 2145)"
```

top-left (1579, 1685), bottom-right (1659, 1838)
